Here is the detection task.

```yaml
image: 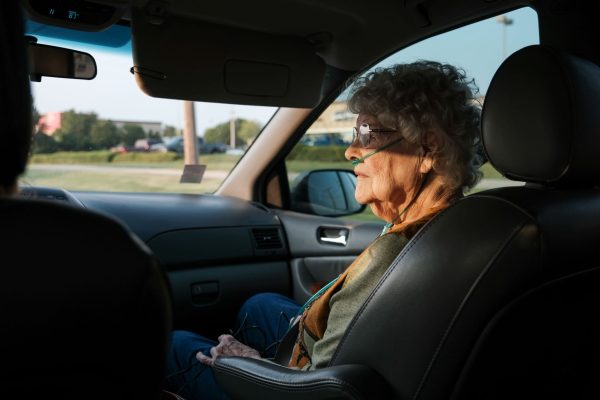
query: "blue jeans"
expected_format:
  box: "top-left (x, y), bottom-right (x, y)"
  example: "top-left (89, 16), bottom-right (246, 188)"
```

top-left (164, 292), bottom-right (301, 400)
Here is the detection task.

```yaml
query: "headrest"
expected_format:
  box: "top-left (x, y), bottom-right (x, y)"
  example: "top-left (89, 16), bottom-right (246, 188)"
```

top-left (482, 45), bottom-right (600, 187)
top-left (0, 2), bottom-right (31, 188)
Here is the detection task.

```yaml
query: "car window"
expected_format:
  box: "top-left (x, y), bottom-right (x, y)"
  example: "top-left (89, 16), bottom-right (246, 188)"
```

top-left (285, 7), bottom-right (539, 221)
top-left (23, 23), bottom-right (277, 194)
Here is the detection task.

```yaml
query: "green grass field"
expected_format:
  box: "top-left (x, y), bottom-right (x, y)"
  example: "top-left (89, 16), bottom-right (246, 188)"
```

top-left (22, 169), bottom-right (220, 194)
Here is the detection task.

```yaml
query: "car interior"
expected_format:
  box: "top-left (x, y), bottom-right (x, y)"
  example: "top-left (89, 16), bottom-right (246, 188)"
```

top-left (3, 0), bottom-right (600, 399)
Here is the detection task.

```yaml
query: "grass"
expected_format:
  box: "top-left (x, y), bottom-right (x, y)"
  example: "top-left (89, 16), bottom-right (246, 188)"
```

top-left (24, 153), bottom-right (244, 193)
top-left (30, 152), bottom-right (242, 169)
top-left (22, 169), bottom-right (221, 194)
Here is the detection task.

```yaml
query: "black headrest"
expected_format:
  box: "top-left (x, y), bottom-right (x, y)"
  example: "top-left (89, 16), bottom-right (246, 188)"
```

top-left (0, 2), bottom-right (31, 188)
top-left (482, 45), bottom-right (600, 187)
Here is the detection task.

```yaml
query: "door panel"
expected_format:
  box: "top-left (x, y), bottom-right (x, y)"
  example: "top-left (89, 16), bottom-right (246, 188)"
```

top-left (274, 209), bottom-right (382, 302)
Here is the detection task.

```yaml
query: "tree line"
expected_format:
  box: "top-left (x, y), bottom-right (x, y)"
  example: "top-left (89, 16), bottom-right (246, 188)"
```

top-left (32, 109), bottom-right (262, 154)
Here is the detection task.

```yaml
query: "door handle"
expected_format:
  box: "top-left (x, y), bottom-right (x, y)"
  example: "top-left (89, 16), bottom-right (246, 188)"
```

top-left (318, 227), bottom-right (349, 246)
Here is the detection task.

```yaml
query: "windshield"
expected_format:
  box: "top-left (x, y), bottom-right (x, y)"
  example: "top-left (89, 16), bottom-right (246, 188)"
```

top-left (24, 22), bottom-right (277, 194)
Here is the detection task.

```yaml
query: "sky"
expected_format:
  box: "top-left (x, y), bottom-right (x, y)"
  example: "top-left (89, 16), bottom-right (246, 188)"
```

top-left (31, 7), bottom-right (538, 136)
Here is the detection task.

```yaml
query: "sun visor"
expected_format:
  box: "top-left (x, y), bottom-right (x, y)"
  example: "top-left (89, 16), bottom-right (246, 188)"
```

top-left (130, 7), bottom-right (325, 107)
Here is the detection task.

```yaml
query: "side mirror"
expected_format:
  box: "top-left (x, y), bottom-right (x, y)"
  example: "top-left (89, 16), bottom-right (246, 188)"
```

top-left (28, 40), bottom-right (97, 82)
top-left (290, 169), bottom-right (365, 217)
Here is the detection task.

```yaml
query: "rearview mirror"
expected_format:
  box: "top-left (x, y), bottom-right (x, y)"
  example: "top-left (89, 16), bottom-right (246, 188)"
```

top-left (28, 41), bottom-right (97, 81)
top-left (290, 169), bottom-right (365, 217)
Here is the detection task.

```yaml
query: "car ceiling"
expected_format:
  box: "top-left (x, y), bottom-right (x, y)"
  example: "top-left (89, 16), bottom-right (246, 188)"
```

top-left (23, 0), bottom-right (600, 106)
top-left (127, 0), bottom-right (535, 71)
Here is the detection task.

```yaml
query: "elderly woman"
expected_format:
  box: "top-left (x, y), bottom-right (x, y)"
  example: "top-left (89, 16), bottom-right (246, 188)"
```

top-left (165, 60), bottom-right (482, 398)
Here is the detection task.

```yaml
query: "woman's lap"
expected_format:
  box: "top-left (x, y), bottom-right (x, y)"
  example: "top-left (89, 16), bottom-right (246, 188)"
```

top-left (234, 292), bottom-right (301, 357)
top-left (164, 292), bottom-right (300, 400)
top-left (165, 331), bottom-right (224, 400)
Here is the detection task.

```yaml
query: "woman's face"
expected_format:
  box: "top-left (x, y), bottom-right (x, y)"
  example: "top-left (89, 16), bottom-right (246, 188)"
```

top-left (345, 113), bottom-right (428, 220)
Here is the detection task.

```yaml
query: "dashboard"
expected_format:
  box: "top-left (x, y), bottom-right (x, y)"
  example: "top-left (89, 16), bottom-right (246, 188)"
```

top-left (18, 185), bottom-right (293, 332)
top-left (19, 185), bottom-right (289, 268)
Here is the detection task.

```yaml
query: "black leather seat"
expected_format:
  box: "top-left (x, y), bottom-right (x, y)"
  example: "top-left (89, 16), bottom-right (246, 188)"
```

top-left (0, 2), bottom-right (172, 399)
top-left (212, 44), bottom-right (600, 399)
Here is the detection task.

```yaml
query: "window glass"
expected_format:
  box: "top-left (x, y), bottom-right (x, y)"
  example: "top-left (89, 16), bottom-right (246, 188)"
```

top-left (286, 7), bottom-right (539, 221)
top-left (24, 22), bottom-right (277, 194)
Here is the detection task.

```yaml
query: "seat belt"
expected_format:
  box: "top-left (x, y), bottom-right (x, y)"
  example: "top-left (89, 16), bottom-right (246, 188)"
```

top-left (273, 317), bottom-right (300, 365)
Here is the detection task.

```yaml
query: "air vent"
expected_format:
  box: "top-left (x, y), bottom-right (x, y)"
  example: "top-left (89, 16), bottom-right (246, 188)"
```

top-left (252, 228), bottom-right (282, 250)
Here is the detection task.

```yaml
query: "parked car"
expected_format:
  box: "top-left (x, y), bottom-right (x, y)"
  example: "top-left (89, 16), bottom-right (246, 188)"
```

top-left (225, 147), bottom-right (245, 156)
top-left (300, 133), bottom-right (349, 146)
top-left (9, 0), bottom-right (600, 398)
top-left (111, 138), bottom-right (164, 153)
top-left (165, 136), bottom-right (228, 154)
top-left (134, 138), bottom-right (164, 151)
top-left (109, 144), bottom-right (135, 154)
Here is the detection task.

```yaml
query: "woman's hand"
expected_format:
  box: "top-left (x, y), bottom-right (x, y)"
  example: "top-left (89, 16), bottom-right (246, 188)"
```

top-left (196, 334), bottom-right (261, 366)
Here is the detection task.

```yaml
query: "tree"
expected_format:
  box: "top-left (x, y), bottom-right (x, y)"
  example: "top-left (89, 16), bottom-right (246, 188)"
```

top-left (53, 109), bottom-right (97, 151)
top-left (203, 118), bottom-right (262, 146)
top-left (162, 125), bottom-right (181, 138)
top-left (90, 120), bottom-right (121, 150)
top-left (32, 103), bottom-right (40, 131)
top-left (32, 132), bottom-right (58, 154)
top-left (148, 130), bottom-right (162, 140)
top-left (237, 119), bottom-right (261, 146)
top-left (121, 123), bottom-right (146, 146)
top-left (203, 121), bottom-right (229, 144)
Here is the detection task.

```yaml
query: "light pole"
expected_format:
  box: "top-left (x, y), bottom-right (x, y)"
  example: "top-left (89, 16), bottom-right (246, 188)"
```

top-left (180, 100), bottom-right (205, 184)
top-left (182, 100), bottom-right (198, 165)
top-left (496, 14), bottom-right (513, 61)
top-left (229, 107), bottom-right (236, 149)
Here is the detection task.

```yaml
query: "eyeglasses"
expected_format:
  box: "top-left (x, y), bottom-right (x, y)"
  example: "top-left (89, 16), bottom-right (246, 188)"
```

top-left (352, 123), bottom-right (397, 149)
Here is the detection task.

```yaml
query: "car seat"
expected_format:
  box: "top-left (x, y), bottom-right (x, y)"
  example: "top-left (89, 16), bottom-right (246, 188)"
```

top-left (0, 2), bottom-right (173, 399)
top-left (211, 44), bottom-right (600, 400)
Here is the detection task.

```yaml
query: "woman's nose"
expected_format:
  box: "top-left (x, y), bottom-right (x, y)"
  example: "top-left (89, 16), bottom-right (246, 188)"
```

top-left (345, 139), bottom-right (361, 161)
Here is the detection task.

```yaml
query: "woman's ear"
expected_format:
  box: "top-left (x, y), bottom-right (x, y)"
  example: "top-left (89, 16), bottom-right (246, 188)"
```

top-left (419, 151), bottom-right (433, 174)
top-left (418, 131), bottom-right (439, 174)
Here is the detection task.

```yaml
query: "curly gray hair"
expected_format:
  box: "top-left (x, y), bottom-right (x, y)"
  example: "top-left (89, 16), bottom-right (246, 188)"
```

top-left (348, 61), bottom-right (484, 193)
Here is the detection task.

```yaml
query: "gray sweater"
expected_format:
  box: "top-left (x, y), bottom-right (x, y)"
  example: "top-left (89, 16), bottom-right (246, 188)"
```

top-left (305, 232), bottom-right (409, 369)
